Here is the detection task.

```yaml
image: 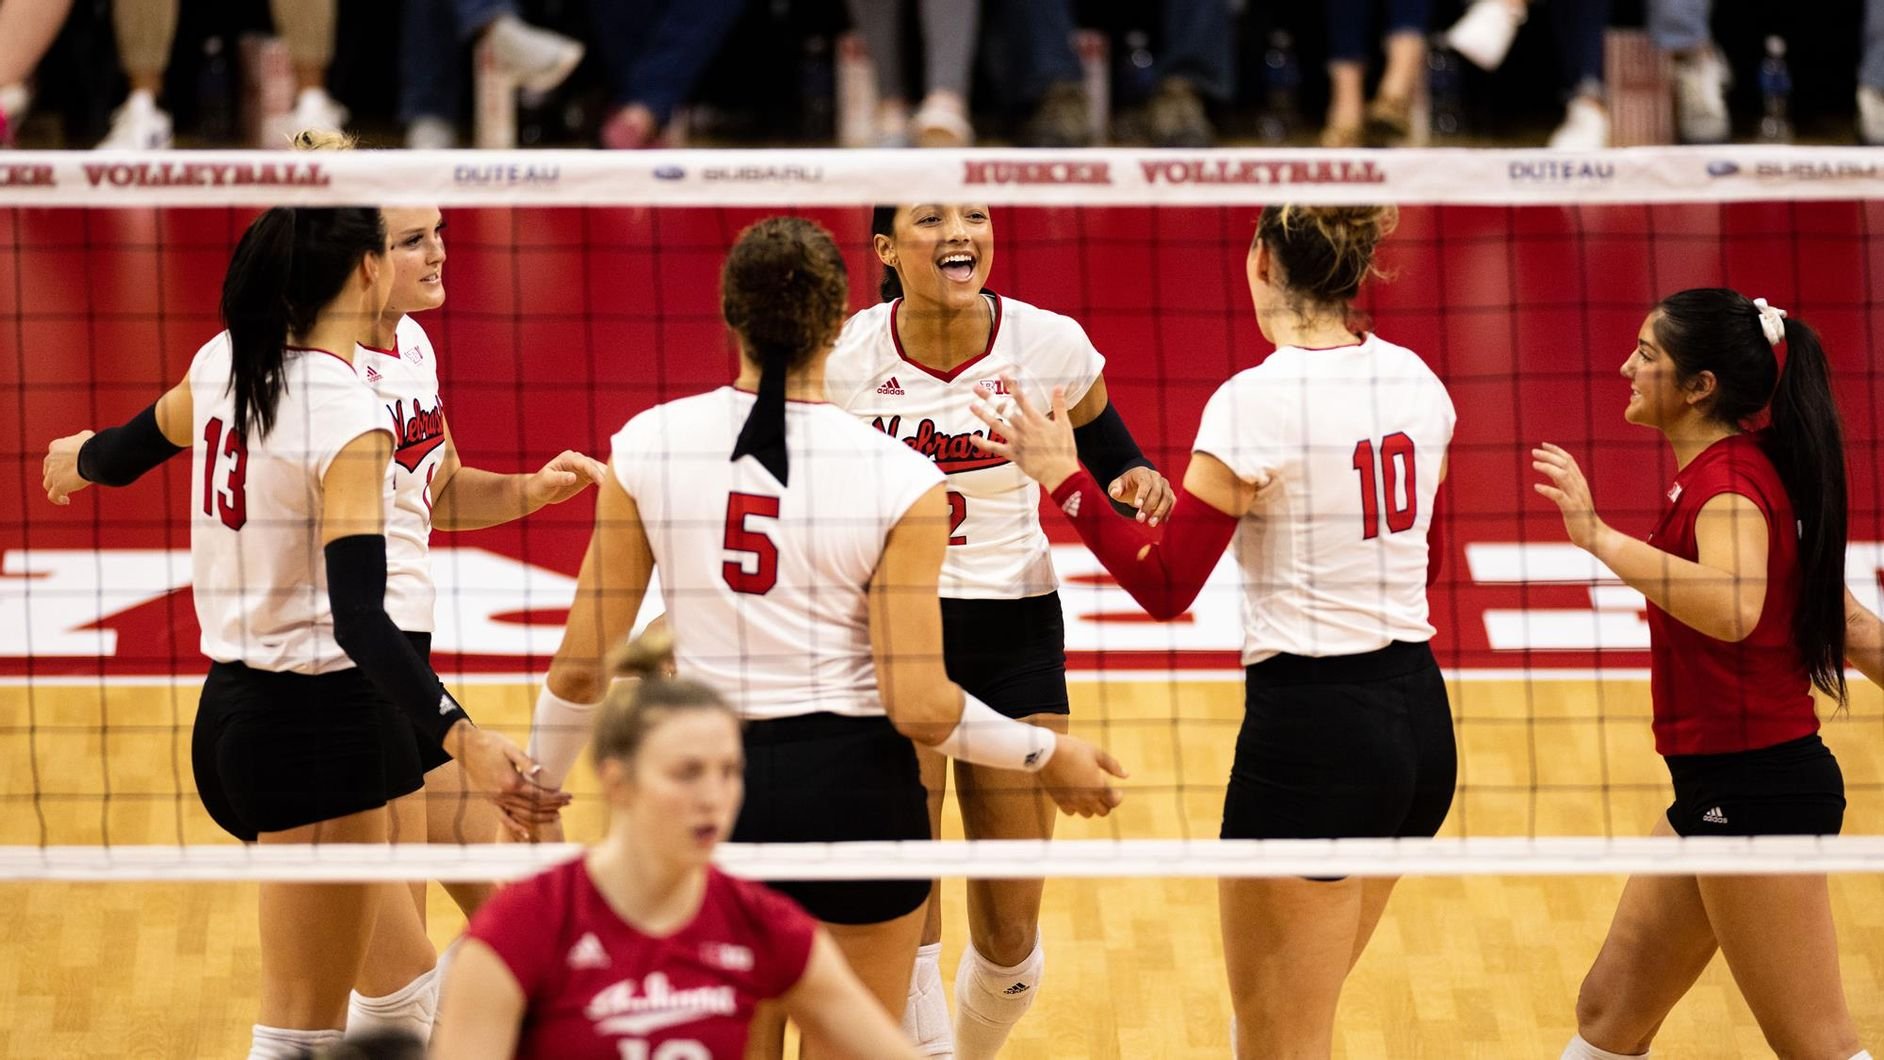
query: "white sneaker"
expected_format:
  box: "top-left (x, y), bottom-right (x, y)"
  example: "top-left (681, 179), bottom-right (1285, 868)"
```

top-left (97, 89), bottom-right (173, 150)
top-left (290, 86), bottom-right (348, 134)
top-left (1860, 85), bottom-right (1884, 144)
top-left (1548, 95), bottom-right (1610, 148)
top-left (485, 14), bottom-right (585, 94)
top-left (1672, 46), bottom-right (1731, 143)
top-left (405, 115), bottom-right (457, 149)
top-left (1446, 0), bottom-right (1525, 72)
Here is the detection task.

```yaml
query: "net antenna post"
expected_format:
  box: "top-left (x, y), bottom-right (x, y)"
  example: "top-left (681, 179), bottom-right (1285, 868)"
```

top-left (238, 34), bottom-right (295, 148)
top-left (836, 32), bottom-right (878, 149)
top-left (1606, 28), bottom-right (1675, 146)
top-left (474, 37), bottom-right (519, 149)
top-left (1075, 29), bottom-right (1109, 145)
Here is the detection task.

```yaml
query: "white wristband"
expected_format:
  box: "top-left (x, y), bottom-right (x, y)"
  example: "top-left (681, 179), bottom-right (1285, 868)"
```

top-left (933, 693), bottom-right (1057, 772)
top-left (528, 684), bottom-right (600, 789)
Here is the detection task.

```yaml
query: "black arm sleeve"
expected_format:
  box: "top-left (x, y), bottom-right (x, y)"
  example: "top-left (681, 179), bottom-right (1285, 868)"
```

top-left (77, 402), bottom-right (185, 486)
top-left (325, 534), bottom-right (472, 747)
top-left (1072, 402), bottom-right (1156, 516)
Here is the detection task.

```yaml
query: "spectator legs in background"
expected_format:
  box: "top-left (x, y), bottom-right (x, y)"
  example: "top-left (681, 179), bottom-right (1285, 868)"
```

top-left (591, 0), bottom-right (745, 149)
top-left (1446, 0), bottom-right (1525, 72)
top-left (267, 0), bottom-right (344, 139)
top-left (0, 0), bottom-right (74, 139)
top-left (400, 0), bottom-right (583, 149)
top-left (1860, 0), bottom-right (1884, 143)
top-left (400, 0), bottom-right (462, 147)
top-left (1008, 0), bottom-right (1089, 146)
top-left (1325, 0), bottom-right (1429, 148)
top-left (1546, 0), bottom-right (1610, 148)
top-left (99, 0), bottom-right (176, 148)
top-left (844, 0), bottom-right (914, 146)
top-left (1647, 0), bottom-right (1727, 142)
top-left (1139, 0), bottom-right (1231, 147)
top-left (908, 0), bottom-right (978, 147)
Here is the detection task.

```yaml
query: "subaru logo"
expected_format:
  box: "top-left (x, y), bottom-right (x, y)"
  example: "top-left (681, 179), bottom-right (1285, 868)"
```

top-left (654, 165), bottom-right (685, 181)
top-left (1706, 160), bottom-right (1740, 177)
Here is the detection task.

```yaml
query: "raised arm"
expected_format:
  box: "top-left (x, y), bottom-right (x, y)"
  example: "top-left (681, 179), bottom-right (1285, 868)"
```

top-left (1534, 444), bottom-right (1771, 642)
top-left (971, 381), bottom-right (1246, 621)
top-left (869, 484), bottom-right (1126, 817)
top-left (429, 418), bottom-right (607, 531)
top-left (1845, 587), bottom-right (1884, 688)
top-left (43, 377), bottom-right (193, 503)
top-left (530, 465), bottom-right (657, 788)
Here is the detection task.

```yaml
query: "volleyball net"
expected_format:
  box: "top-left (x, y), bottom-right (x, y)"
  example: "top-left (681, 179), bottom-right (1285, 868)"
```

top-left (3, 147), bottom-right (1884, 882)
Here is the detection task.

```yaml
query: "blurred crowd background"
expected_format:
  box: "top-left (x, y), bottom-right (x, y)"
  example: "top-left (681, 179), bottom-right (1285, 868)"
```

top-left (0, 0), bottom-right (1871, 152)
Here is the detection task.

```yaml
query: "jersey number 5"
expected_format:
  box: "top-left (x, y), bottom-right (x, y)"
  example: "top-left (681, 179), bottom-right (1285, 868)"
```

top-left (722, 492), bottom-right (780, 595)
top-left (200, 416), bottom-right (248, 531)
top-left (1352, 433), bottom-right (1416, 540)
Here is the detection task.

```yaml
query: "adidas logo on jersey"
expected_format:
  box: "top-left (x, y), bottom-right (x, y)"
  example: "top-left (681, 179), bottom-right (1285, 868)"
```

top-left (364, 363), bottom-right (381, 385)
top-left (438, 693), bottom-right (454, 716)
top-left (1060, 490), bottom-right (1082, 517)
top-left (1701, 805), bottom-right (1729, 824)
top-left (876, 376), bottom-right (905, 396)
top-left (1003, 982), bottom-right (1030, 995)
top-left (567, 932), bottom-right (611, 969)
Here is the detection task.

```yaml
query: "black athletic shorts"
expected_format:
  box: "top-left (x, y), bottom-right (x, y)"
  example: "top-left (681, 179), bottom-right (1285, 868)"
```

top-left (400, 632), bottom-right (453, 775)
top-left (729, 712), bottom-right (932, 925)
top-left (193, 661), bottom-right (425, 841)
top-left (940, 592), bottom-right (1069, 719)
top-left (1664, 733), bottom-right (1845, 837)
top-left (1222, 640), bottom-right (1456, 844)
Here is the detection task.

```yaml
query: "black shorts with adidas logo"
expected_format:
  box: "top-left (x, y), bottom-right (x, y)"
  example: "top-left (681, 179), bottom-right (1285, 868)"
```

top-left (1663, 733), bottom-right (1845, 837)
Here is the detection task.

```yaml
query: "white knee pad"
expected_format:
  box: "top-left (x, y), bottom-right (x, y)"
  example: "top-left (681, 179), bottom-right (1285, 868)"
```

top-left (346, 966), bottom-right (440, 1042)
top-left (249, 1025), bottom-right (343, 1060)
top-left (1561, 1034), bottom-right (1648, 1060)
top-left (901, 942), bottom-right (953, 1057)
top-left (952, 935), bottom-right (1043, 1060)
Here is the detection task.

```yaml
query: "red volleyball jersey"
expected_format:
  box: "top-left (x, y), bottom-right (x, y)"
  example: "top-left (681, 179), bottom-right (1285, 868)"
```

top-left (465, 858), bottom-right (817, 1059)
top-left (1646, 432), bottom-right (1818, 756)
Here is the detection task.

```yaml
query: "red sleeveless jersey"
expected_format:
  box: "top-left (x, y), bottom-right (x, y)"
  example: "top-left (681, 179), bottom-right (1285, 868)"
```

top-left (465, 858), bottom-right (817, 1059)
top-left (1646, 432), bottom-right (1818, 756)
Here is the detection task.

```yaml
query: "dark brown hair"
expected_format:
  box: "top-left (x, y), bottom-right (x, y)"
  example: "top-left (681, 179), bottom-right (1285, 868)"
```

top-left (1255, 204), bottom-right (1397, 306)
top-left (1652, 288), bottom-right (1848, 703)
top-left (591, 627), bottom-right (738, 772)
top-left (724, 216), bottom-right (849, 485)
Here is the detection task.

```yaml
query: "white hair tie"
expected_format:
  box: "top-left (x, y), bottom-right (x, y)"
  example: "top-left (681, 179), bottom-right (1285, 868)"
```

top-left (1752, 297), bottom-right (1788, 347)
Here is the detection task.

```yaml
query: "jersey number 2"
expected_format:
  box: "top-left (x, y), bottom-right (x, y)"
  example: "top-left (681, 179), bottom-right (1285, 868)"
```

top-left (1352, 433), bottom-right (1415, 540)
top-left (200, 416), bottom-right (248, 531)
top-left (722, 492), bottom-right (780, 595)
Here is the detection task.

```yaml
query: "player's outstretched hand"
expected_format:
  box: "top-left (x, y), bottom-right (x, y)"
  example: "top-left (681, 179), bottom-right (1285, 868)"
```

top-left (525, 450), bottom-right (608, 509)
top-left (1108, 466), bottom-right (1175, 527)
top-left (1038, 734), bottom-right (1128, 818)
top-left (42, 430), bottom-right (95, 505)
top-left (448, 722), bottom-right (573, 840)
top-left (969, 376), bottom-right (1081, 493)
top-left (1532, 443), bottom-right (1609, 553)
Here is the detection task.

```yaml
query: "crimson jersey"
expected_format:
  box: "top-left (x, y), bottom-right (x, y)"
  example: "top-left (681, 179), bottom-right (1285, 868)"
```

top-left (1646, 432), bottom-right (1817, 756)
top-left (465, 859), bottom-right (818, 1060)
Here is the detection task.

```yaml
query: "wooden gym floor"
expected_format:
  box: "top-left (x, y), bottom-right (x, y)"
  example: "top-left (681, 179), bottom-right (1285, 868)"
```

top-left (2, 674), bottom-right (1880, 1058)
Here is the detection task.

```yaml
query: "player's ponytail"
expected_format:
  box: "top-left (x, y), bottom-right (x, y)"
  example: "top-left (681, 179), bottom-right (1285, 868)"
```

top-left (723, 216), bottom-right (849, 486)
top-left (221, 206), bottom-right (386, 437)
top-left (1767, 315), bottom-right (1848, 704)
top-left (592, 626), bottom-right (737, 772)
top-left (1652, 288), bottom-right (1848, 704)
top-left (1256, 204), bottom-right (1397, 310)
top-left (871, 205), bottom-right (902, 301)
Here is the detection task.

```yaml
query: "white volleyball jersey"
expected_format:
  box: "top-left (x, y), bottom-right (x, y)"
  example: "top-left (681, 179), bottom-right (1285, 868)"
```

top-left (361, 315), bottom-right (448, 632)
top-left (188, 337), bottom-right (392, 674)
top-left (611, 388), bottom-right (942, 721)
top-left (1191, 333), bottom-right (1455, 664)
top-left (825, 293), bottom-right (1104, 599)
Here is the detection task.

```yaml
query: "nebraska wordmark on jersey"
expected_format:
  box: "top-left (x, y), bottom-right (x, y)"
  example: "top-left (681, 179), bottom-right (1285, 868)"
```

top-left (361, 315), bottom-right (448, 632)
top-left (610, 388), bottom-right (942, 721)
top-left (1192, 333), bottom-right (1456, 664)
top-left (825, 292), bottom-right (1104, 599)
top-left (189, 337), bottom-right (391, 673)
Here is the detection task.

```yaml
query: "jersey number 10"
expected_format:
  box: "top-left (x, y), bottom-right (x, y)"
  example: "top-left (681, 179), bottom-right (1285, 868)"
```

top-left (1351, 433), bottom-right (1416, 540)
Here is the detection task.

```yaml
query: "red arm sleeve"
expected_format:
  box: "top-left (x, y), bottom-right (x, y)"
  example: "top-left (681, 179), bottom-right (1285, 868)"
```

top-left (1048, 469), bottom-right (1240, 621)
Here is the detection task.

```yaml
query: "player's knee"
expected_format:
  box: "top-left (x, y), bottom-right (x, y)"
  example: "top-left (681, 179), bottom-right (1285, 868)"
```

top-left (1572, 976), bottom-right (1648, 1055)
top-left (977, 918), bottom-right (1039, 966)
